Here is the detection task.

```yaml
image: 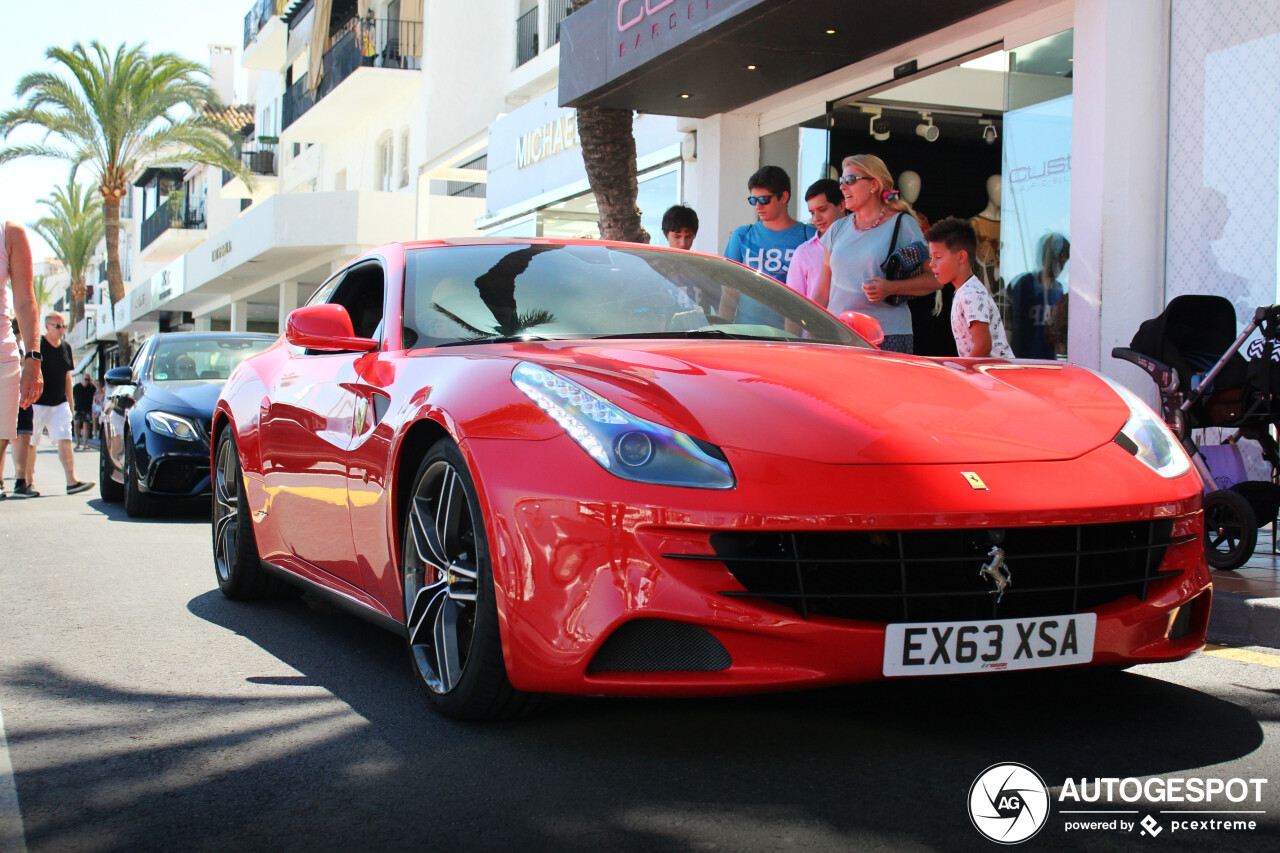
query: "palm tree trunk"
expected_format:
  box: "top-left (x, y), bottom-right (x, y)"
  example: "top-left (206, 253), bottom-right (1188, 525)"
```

top-left (70, 279), bottom-right (85, 328)
top-left (569, 0), bottom-right (647, 244)
top-left (102, 190), bottom-right (130, 361)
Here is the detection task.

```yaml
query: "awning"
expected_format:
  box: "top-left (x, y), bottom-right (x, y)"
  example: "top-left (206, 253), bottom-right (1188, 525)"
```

top-left (559, 0), bottom-right (1010, 117)
top-left (73, 345), bottom-right (99, 377)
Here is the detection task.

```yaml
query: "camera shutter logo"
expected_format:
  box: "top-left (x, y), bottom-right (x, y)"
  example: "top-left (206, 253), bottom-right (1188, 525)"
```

top-left (969, 763), bottom-right (1050, 844)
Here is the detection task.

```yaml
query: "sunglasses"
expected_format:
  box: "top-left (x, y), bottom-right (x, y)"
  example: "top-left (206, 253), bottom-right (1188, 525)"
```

top-left (839, 175), bottom-right (874, 186)
top-left (747, 194), bottom-right (780, 206)
top-left (47, 323), bottom-right (65, 329)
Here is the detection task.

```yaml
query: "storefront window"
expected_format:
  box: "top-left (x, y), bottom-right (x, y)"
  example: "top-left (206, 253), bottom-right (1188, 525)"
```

top-left (802, 33), bottom-right (1075, 358)
top-left (1001, 30), bottom-right (1074, 360)
top-left (1166, 1), bottom-right (1280, 318)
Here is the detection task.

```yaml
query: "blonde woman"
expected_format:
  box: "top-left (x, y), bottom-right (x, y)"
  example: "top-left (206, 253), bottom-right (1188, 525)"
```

top-left (814, 154), bottom-right (941, 353)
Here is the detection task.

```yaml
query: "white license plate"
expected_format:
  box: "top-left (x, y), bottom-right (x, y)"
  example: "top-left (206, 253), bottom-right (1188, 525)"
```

top-left (882, 614), bottom-right (1096, 677)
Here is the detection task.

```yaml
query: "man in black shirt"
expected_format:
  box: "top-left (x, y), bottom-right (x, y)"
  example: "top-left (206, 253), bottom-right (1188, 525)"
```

top-left (31, 312), bottom-right (92, 494)
top-left (72, 373), bottom-right (96, 451)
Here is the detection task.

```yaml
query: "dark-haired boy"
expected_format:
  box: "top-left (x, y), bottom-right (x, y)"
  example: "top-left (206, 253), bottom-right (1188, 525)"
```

top-left (925, 217), bottom-right (1012, 359)
top-left (786, 178), bottom-right (845, 300)
top-left (662, 205), bottom-right (699, 250)
top-left (721, 165), bottom-right (815, 324)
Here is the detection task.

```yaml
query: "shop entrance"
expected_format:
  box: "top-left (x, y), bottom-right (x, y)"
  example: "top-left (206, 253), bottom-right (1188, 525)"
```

top-left (776, 32), bottom-right (1074, 358)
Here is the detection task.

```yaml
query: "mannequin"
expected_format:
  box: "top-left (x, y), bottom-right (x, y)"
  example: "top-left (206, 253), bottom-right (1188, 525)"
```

top-left (970, 174), bottom-right (1001, 293)
top-left (897, 170), bottom-right (931, 233)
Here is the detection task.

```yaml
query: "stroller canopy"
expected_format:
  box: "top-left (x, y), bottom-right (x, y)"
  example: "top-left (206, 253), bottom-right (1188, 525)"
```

top-left (1129, 294), bottom-right (1247, 389)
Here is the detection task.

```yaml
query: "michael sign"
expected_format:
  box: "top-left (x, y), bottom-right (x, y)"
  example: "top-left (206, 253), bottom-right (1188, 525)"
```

top-left (516, 113), bottom-right (579, 170)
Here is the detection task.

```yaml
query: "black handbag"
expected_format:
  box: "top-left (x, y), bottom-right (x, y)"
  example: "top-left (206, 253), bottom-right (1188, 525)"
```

top-left (880, 214), bottom-right (928, 306)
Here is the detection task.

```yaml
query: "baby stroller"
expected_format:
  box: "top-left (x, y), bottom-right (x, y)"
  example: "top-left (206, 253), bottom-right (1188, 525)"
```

top-left (1114, 295), bottom-right (1280, 571)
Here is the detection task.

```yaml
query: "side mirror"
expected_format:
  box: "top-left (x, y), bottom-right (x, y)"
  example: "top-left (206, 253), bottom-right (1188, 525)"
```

top-left (104, 366), bottom-right (135, 386)
top-left (839, 311), bottom-right (885, 347)
top-left (286, 304), bottom-right (379, 353)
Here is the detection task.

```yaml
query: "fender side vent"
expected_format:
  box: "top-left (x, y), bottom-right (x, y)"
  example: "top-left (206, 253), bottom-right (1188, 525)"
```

top-left (587, 619), bottom-right (731, 673)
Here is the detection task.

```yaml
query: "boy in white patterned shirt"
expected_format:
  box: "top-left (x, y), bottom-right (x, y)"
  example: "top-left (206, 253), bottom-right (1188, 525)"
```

top-left (925, 217), bottom-right (1013, 359)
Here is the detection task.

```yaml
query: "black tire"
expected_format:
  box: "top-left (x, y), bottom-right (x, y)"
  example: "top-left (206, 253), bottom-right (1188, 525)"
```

top-left (99, 441), bottom-right (123, 503)
top-left (402, 439), bottom-right (539, 720)
top-left (213, 429), bottom-right (284, 599)
top-left (1204, 488), bottom-right (1257, 571)
top-left (122, 430), bottom-right (156, 518)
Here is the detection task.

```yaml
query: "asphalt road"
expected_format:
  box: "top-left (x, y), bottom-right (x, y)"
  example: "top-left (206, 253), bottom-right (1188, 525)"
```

top-left (2, 446), bottom-right (1280, 853)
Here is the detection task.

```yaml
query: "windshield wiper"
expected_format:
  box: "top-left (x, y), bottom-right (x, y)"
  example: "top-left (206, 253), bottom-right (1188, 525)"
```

top-left (589, 329), bottom-right (783, 341)
top-left (435, 334), bottom-right (557, 347)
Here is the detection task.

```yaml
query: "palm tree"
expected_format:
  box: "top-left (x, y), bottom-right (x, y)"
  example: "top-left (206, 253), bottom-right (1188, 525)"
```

top-left (568, 0), bottom-right (646, 243)
top-left (31, 274), bottom-right (56, 318)
top-left (31, 180), bottom-right (104, 329)
top-left (0, 41), bottom-right (248, 358)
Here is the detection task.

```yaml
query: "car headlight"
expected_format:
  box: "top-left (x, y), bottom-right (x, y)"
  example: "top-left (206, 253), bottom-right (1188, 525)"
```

top-left (1097, 374), bottom-right (1191, 478)
top-left (145, 411), bottom-right (201, 442)
top-left (512, 362), bottom-right (735, 489)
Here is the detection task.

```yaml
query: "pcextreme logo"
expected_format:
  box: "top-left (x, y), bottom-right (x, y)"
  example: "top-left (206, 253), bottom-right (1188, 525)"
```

top-left (968, 764), bottom-right (1271, 843)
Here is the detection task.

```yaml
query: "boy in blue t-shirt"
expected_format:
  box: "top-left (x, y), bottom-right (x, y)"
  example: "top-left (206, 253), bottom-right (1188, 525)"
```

top-left (720, 165), bottom-right (815, 327)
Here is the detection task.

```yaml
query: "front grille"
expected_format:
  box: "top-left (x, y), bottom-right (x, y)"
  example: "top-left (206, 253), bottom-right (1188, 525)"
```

top-left (666, 521), bottom-right (1187, 623)
top-left (150, 458), bottom-right (205, 493)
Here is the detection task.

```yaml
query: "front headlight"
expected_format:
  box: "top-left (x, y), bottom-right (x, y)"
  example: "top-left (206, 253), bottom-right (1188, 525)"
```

top-left (145, 411), bottom-right (201, 442)
top-left (512, 362), bottom-right (735, 489)
top-left (1097, 374), bottom-right (1191, 478)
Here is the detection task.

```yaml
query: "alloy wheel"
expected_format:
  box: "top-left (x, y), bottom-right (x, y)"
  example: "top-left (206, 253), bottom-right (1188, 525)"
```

top-left (404, 460), bottom-right (480, 694)
top-left (213, 436), bottom-right (240, 583)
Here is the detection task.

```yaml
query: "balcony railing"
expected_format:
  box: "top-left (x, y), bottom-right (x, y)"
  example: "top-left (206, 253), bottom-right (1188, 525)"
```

top-left (516, 7), bottom-right (538, 66)
top-left (244, 0), bottom-right (286, 49)
top-left (549, 0), bottom-right (571, 47)
top-left (222, 141), bottom-right (280, 185)
top-left (281, 17), bottom-right (423, 131)
top-left (140, 202), bottom-right (206, 252)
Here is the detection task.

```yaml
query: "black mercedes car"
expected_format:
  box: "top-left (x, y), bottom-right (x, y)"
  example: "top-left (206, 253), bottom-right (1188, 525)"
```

top-left (100, 332), bottom-right (276, 517)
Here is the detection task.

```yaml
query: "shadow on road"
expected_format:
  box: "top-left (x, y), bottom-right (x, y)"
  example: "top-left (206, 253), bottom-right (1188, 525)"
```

top-left (85, 496), bottom-right (209, 524)
top-left (2, 586), bottom-right (1271, 853)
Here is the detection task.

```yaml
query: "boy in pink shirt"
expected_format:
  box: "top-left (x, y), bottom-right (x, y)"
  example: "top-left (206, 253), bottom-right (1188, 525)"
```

top-left (786, 179), bottom-right (846, 300)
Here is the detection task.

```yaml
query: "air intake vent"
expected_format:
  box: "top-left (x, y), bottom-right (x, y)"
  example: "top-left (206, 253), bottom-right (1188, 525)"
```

top-left (587, 619), bottom-right (731, 673)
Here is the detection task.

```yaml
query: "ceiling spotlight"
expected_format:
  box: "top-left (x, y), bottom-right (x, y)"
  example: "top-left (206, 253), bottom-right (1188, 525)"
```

top-left (679, 93), bottom-right (692, 99)
top-left (825, 29), bottom-right (836, 34)
top-left (915, 113), bottom-right (939, 142)
top-left (746, 64), bottom-right (757, 70)
top-left (980, 118), bottom-right (998, 145)
top-left (869, 113), bottom-right (890, 142)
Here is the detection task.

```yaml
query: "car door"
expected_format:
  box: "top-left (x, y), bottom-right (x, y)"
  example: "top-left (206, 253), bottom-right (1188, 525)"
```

top-left (261, 261), bottom-right (387, 590)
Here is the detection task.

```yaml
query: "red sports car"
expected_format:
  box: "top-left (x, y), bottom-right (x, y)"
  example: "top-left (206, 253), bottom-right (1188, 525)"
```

top-left (212, 238), bottom-right (1211, 719)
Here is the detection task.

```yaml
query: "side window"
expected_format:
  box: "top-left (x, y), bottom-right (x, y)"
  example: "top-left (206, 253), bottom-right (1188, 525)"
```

top-left (329, 263), bottom-right (385, 341)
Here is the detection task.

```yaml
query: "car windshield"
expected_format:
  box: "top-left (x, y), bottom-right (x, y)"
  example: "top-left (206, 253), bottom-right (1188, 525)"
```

top-left (402, 243), bottom-right (868, 348)
top-left (148, 336), bottom-right (274, 382)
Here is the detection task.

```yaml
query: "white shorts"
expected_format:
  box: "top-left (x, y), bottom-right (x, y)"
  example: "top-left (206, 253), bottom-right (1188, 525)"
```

top-left (0, 358), bottom-right (18, 441)
top-left (32, 401), bottom-right (74, 444)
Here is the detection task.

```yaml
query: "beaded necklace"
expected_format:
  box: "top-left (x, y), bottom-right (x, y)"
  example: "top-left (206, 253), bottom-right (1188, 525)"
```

top-left (853, 205), bottom-right (890, 232)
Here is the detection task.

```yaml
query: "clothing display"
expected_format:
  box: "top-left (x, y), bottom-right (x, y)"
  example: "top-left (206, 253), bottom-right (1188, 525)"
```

top-left (970, 214), bottom-right (1001, 291)
top-left (1008, 272), bottom-right (1064, 359)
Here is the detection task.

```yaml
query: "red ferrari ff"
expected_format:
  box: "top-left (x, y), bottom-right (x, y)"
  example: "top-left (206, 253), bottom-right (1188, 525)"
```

top-left (212, 238), bottom-right (1210, 719)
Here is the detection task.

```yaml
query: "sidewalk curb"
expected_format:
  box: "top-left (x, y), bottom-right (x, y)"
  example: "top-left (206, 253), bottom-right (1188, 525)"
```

top-left (1207, 589), bottom-right (1280, 649)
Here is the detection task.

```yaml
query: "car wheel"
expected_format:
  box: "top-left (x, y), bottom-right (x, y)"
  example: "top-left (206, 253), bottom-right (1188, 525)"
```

top-left (402, 440), bottom-right (538, 720)
top-left (122, 430), bottom-right (156, 518)
top-left (213, 429), bottom-right (284, 599)
top-left (1204, 488), bottom-right (1257, 571)
top-left (99, 440), bottom-right (122, 503)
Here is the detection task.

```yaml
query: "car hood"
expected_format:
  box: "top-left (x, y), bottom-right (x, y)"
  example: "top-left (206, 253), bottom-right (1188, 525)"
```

top-left (140, 380), bottom-right (223, 417)
top-left (513, 342), bottom-right (1131, 465)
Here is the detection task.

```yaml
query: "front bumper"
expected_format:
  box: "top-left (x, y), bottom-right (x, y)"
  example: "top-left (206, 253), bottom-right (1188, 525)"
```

top-left (463, 435), bottom-right (1212, 697)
